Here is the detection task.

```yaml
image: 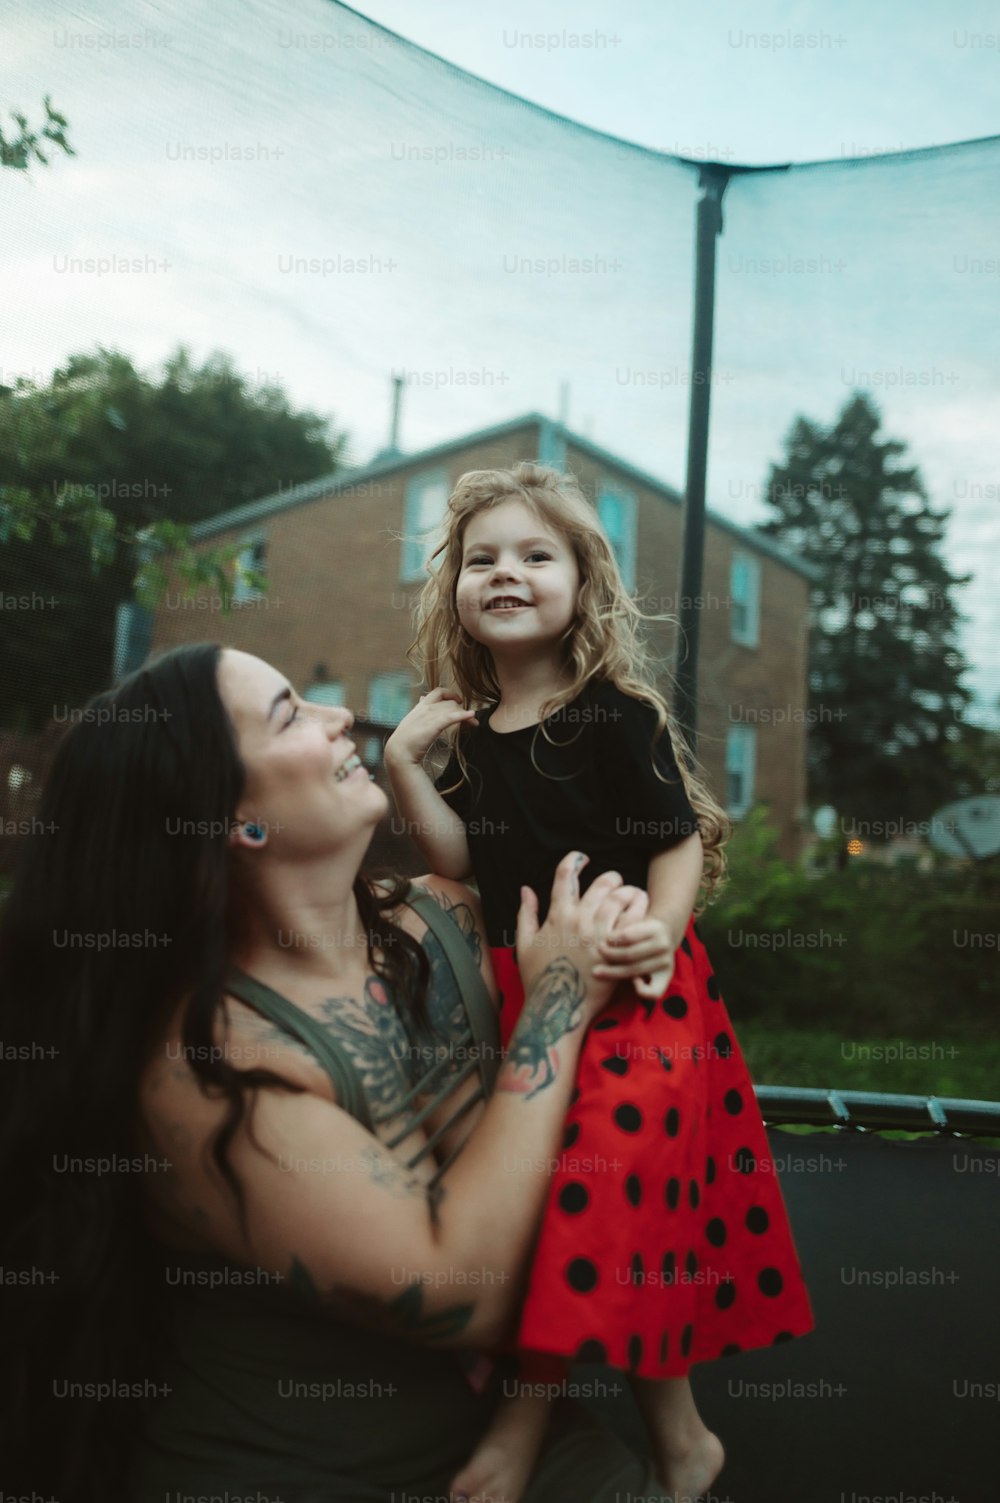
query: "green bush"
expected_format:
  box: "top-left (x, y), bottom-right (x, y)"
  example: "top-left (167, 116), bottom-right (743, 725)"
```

top-left (698, 807), bottom-right (998, 1039)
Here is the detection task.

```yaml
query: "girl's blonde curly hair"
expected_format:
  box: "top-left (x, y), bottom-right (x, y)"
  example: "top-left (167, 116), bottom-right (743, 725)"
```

top-left (410, 460), bottom-right (731, 909)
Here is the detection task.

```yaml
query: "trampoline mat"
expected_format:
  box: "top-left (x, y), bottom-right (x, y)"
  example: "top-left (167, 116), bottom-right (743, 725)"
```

top-left (578, 1124), bottom-right (999, 1502)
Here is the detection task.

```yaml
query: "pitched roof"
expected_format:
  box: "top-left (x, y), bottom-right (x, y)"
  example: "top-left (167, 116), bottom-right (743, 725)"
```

top-left (189, 411), bottom-right (821, 582)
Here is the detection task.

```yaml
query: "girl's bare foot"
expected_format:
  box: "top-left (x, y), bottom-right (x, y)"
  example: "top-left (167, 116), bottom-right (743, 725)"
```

top-left (449, 1391), bottom-right (552, 1503)
top-left (654, 1427), bottom-right (726, 1503)
top-left (632, 1374), bottom-right (726, 1502)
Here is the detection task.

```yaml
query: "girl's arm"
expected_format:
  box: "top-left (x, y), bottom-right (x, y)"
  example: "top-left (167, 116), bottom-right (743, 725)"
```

top-left (595, 831), bottom-right (705, 996)
top-left (644, 831), bottom-right (705, 948)
top-left (384, 689), bottom-right (476, 879)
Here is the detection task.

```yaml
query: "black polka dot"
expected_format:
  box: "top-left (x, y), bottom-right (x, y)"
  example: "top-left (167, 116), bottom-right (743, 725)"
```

top-left (706, 973), bottom-right (720, 999)
top-left (625, 1174), bottom-right (642, 1207)
top-left (681, 1324), bottom-right (693, 1357)
top-left (576, 1338), bottom-right (607, 1363)
top-left (773, 1330), bottom-right (794, 1344)
top-left (715, 1278), bottom-right (736, 1310)
top-left (665, 1177), bottom-right (680, 1210)
top-left (685, 1249), bottom-right (698, 1280)
top-left (705, 1155), bottom-right (716, 1185)
top-left (601, 1055), bottom-right (629, 1076)
top-left (662, 993), bottom-right (688, 1019)
top-left (592, 1016), bottom-right (619, 1031)
top-left (631, 1252), bottom-right (644, 1284)
top-left (714, 1031), bottom-right (733, 1059)
top-left (661, 1251), bottom-right (676, 1283)
top-left (681, 936), bottom-right (693, 958)
top-left (688, 1179), bottom-right (700, 1209)
top-left (758, 1267), bottom-right (783, 1298)
top-left (657, 1050), bottom-right (673, 1072)
top-left (628, 1334), bottom-right (643, 1369)
top-left (721, 1343), bottom-right (741, 1357)
top-left (563, 1122), bottom-right (580, 1150)
top-left (567, 1257), bottom-right (599, 1293)
top-left (664, 1106), bottom-right (680, 1137)
top-left (706, 1217), bottom-right (727, 1247)
top-left (724, 1089), bottom-right (743, 1115)
top-left (659, 1330), bottom-right (669, 1363)
top-left (614, 1103), bottom-right (643, 1134)
top-left (570, 1087), bottom-right (580, 1104)
top-left (734, 1146), bottom-right (756, 1175)
top-left (745, 1206), bottom-right (769, 1235)
top-left (558, 1182), bottom-right (589, 1215)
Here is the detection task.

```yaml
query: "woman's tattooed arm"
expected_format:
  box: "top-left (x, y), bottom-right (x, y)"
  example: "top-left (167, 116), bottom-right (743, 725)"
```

top-left (498, 957), bottom-right (584, 1099)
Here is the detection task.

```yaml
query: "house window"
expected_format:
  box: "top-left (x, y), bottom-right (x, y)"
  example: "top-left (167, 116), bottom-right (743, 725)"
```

top-left (730, 552), bottom-right (761, 648)
top-left (597, 484), bottom-right (637, 590)
top-left (401, 468), bottom-right (450, 582)
top-left (726, 725), bottom-right (756, 818)
top-left (304, 680), bottom-right (346, 707)
top-left (368, 672), bottom-right (413, 727)
top-left (232, 535), bottom-right (267, 604)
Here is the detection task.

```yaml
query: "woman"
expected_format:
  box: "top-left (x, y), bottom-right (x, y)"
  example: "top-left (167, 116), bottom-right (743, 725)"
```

top-left (0, 642), bottom-right (668, 1502)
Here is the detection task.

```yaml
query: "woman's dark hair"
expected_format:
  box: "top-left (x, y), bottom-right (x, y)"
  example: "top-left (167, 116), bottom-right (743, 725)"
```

top-left (0, 642), bottom-right (431, 1501)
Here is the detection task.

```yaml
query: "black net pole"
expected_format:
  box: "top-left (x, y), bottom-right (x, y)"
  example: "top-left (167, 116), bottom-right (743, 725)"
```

top-left (674, 165), bottom-right (731, 755)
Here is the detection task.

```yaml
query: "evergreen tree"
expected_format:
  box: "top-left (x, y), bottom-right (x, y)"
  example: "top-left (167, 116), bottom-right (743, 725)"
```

top-left (759, 391), bottom-right (972, 830)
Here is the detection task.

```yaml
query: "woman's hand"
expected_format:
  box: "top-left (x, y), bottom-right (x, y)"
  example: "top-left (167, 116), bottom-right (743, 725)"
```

top-left (515, 852), bottom-right (648, 1026)
top-left (383, 687), bottom-right (477, 769)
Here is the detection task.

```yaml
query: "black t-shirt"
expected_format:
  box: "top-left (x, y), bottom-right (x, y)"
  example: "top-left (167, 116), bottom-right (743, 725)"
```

top-left (434, 679), bottom-right (700, 948)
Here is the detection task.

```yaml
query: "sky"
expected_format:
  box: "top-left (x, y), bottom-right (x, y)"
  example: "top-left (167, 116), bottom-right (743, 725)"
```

top-left (3, 0), bottom-right (999, 726)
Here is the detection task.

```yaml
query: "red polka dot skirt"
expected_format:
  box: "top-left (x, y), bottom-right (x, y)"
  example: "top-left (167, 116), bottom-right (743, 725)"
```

top-left (488, 917), bottom-right (816, 1378)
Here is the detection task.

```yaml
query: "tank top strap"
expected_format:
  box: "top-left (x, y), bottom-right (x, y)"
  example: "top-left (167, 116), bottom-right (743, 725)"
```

top-left (400, 886), bottom-right (501, 1096)
top-left (222, 887), bottom-right (500, 1140)
top-left (223, 966), bottom-right (374, 1132)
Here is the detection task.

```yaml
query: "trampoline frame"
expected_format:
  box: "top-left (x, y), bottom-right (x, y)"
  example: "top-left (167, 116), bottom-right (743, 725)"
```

top-left (755, 1084), bottom-right (1000, 1136)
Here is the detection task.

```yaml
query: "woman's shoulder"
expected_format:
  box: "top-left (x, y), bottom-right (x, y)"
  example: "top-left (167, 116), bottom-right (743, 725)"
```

top-left (389, 874), bottom-right (496, 998)
top-left (387, 873), bottom-right (486, 943)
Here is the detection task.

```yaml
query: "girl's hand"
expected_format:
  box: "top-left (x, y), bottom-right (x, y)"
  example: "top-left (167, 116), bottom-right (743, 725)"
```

top-left (593, 914), bottom-right (677, 1000)
top-left (515, 853), bottom-right (648, 1025)
top-left (383, 687), bottom-right (477, 769)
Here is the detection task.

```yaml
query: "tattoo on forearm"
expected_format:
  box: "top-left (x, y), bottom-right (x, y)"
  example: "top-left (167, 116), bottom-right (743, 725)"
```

top-left (499, 957), bottom-right (584, 1099)
top-left (287, 1256), bottom-right (474, 1344)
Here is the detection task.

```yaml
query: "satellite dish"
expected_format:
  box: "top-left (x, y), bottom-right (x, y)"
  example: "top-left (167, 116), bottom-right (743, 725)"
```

top-left (928, 795), bottom-right (1000, 860)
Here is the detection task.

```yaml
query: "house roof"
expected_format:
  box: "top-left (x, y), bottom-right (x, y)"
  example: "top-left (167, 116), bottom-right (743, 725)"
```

top-left (189, 411), bottom-right (821, 582)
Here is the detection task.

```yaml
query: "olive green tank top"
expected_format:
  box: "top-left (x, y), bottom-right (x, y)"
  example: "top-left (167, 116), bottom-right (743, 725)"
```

top-left (129, 885), bottom-right (509, 1500)
top-left (223, 885), bottom-right (502, 1181)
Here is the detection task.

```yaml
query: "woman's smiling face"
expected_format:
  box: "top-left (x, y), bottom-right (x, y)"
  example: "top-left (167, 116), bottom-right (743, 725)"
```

top-left (217, 649), bottom-right (386, 849)
top-left (455, 499), bottom-right (580, 658)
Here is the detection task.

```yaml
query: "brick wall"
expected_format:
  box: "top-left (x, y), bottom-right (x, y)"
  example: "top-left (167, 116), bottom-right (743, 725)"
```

top-left (150, 421), bottom-right (810, 857)
top-left (150, 423), bottom-right (544, 712)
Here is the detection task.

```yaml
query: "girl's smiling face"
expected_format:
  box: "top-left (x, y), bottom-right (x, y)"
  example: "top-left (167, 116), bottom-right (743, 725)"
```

top-left (455, 499), bottom-right (580, 659)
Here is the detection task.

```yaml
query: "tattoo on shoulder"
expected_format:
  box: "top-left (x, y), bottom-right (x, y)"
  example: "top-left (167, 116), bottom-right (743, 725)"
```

top-left (412, 883), bottom-right (482, 966)
top-left (287, 1255), bottom-right (474, 1344)
top-left (499, 957), bottom-right (584, 1099)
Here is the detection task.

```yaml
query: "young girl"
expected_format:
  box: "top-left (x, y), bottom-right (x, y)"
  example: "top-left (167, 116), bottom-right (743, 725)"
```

top-left (385, 461), bottom-right (815, 1503)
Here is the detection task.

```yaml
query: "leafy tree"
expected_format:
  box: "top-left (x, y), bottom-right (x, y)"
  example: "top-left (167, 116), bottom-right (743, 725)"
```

top-left (0, 96), bottom-right (73, 170)
top-left (759, 391), bottom-right (973, 829)
top-left (0, 348), bottom-right (348, 729)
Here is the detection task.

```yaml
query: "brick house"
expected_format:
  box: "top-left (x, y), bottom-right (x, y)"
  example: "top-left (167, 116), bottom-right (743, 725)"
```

top-left (146, 413), bottom-right (819, 860)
